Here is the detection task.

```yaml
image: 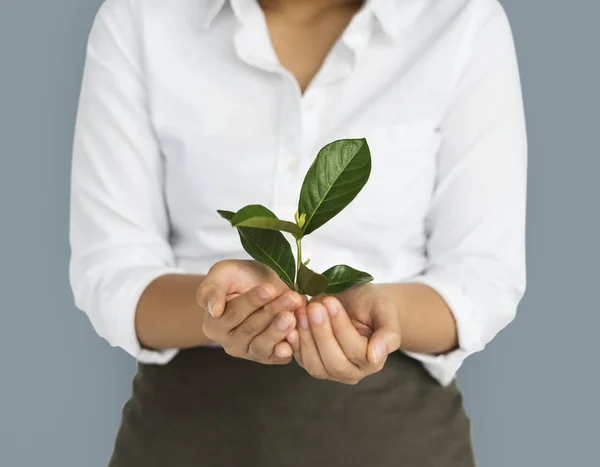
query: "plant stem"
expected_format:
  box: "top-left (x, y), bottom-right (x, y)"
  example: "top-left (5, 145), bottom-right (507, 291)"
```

top-left (294, 238), bottom-right (303, 292)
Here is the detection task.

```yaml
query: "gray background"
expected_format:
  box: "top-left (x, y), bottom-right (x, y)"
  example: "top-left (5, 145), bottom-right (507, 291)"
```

top-left (0, 0), bottom-right (598, 465)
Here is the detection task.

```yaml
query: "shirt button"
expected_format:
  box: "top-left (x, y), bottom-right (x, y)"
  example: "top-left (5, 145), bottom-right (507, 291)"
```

top-left (304, 90), bottom-right (320, 112)
top-left (288, 159), bottom-right (299, 172)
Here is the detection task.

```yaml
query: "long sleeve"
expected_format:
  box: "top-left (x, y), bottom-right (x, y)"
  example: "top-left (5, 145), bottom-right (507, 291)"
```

top-left (404, 2), bottom-right (527, 385)
top-left (69, 0), bottom-right (184, 363)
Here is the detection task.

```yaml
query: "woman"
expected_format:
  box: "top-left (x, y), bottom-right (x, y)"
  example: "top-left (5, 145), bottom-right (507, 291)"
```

top-left (70, 0), bottom-right (526, 465)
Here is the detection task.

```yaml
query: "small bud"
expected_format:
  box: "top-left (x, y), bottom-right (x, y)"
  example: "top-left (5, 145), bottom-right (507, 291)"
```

top-left (298, 212), bottom-right (306, 229)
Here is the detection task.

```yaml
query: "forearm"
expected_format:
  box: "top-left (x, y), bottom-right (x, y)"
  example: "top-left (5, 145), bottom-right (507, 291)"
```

top-left (377, 283), bottom-right (458, 355)
top-left (135, 273), bottom-right (214, 350)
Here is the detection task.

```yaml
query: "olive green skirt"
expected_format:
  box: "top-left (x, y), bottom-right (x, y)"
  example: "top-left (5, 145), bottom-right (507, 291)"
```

top-left (109, 347), bottom-right (476, 467)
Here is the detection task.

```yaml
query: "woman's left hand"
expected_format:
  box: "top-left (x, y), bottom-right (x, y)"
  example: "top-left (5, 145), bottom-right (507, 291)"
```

top-left (286, 284), bottom-right (402, 385)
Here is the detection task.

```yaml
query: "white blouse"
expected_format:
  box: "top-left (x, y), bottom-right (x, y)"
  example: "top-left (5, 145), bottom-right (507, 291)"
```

top-left (70, 0), bottom-right (527, 386)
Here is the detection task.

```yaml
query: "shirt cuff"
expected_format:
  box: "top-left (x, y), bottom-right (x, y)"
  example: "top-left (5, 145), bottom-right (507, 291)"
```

top-left (111, 266), bottom-right (186, 365)
top-left (401, 272), bottom-right (483, 386)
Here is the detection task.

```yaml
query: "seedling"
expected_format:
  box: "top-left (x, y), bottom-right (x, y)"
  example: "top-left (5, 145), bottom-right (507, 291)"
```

top-left (218, 138), bottom-right (373, 296)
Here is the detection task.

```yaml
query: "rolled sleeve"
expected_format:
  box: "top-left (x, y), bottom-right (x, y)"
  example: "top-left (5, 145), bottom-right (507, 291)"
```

top-left (404, 2), bottom-right (527, 385)
top-left (69, 260), bottom-right (184, 364)
top-left (404, 273), bottom-right (479, 387)
top-left (69, 0), bottom-right (184, 363)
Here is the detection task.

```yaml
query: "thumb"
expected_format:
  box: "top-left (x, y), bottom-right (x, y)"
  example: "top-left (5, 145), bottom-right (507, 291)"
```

top-left (366, 306), bottom-right (401, 364)
top-left (196, 277), bottom-right (229, 319)
top-left (367, 329), bottom-right (401, 365)
top-left (367, 329), bottom-right (400, 363)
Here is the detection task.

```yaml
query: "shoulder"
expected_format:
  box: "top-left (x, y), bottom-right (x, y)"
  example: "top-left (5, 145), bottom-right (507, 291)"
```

top-left (93, 0), bottom-right (189, 25)
top-left (92, 0), bottom-right (209, 45)
top-left (409, 0), bottom-right (513, 57)
top-left (95, 0), bottom-right (132, 21)
top-left (456, 0), bottom-right (513, 37)
top-left (434, 0), bottom-right (515, 59)
top-left (89, 0), bottom-right (187, 45)
top-left (90, 0), bottom-right (136, 40)
top-left (448, 0), bottom-right (509, 21)
top-left (430, 0), bottom-right (511, 32)
top-left (95, 0), bottom-right (201, 22)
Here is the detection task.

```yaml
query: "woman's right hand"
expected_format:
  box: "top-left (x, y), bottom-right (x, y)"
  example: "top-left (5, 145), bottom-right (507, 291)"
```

top-left (196, 260), bottom-right (304, 364)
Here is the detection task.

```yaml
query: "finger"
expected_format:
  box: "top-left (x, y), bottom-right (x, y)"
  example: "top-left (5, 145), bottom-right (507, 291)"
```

top-left (309, 293), bottom-right (326, 304)
top-left (307, 302), bottom-right (358, 381)
top-left (286, 329), bottom-right (300, 353)
top-left (218, 283), bottom-right (277, 329)
top-left (252, 290), bottom-right (304, 325)
top-left (247, 311), bottom-right (296, 361)
top-left (321, 297), bottom-right (370, 366)
top-left (286, 329), bottom-right (302, 366)
top-left (273, 341), bottom-right (293, 360)
top-left (366, 306), bottom-right (402, 365)
top-left (230, 290), bottom-right (303, 339)
top-left (296, 307), bottom-right (328, 379)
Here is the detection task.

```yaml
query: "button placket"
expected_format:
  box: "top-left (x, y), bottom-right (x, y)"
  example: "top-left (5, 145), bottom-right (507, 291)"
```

top-left (300, 88), bottom-right (324, 157)
top-left (287, 158), bottom-right (300, 172)
top-left (274, 124), bottom-right (304, 212)
top-left (280, 146), bottom-right (302, 190)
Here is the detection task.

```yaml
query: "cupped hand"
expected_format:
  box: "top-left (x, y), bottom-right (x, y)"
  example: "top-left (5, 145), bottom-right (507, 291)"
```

top-left (287, 284), bottom-right (402, 384)
top-left (196, 260), bottom-right (305, 364)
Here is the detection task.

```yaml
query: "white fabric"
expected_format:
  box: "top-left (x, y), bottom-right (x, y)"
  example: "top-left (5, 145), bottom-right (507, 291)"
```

top-left (70, 0), bottom-right (527, 385)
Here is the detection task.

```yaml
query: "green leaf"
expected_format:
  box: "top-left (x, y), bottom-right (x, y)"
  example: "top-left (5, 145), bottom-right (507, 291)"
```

top-left (217, 207), bottom-right (296, 289)
top-left (322, 264), bottom-right (374, 294)
top-left (237, 229), bottom-right (296, 290)
top-left (297, 263), bottom-right (329, 296)
top-left (217, 210), bottom-right (235, 222)
top-left (231, 205), bottom-right (276, 224)
top-left (234, 216), bottom-right (304, 238)
top-left (298, 138), bottom-right (371, 235)
top-left (232, 206), bottom-right (304, 239)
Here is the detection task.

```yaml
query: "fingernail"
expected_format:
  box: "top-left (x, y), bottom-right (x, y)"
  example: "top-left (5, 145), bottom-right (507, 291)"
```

top-left (277, 345), bottom-right (292, 358)
top-left (277, 315), bottom-right (292, 332)
top-left (287, 330), bottom-right (298, 346)
top-left (298, 313), bottom-right (309, 330)
top-left (324, 300), bottom-right (339, 317)
top-left (309, 305), bottom-right (325, 325)
top-left (207, 296), bottom-right (217, 316)
top-left (285, 293), bottom-right (301, 308)
top-left (372, 342), bottom-right (387, 363)
top-left (259, 286), bottom-right (274, 300)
